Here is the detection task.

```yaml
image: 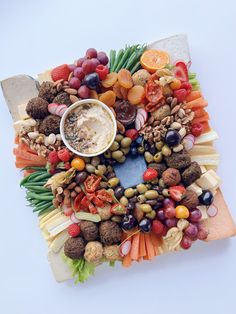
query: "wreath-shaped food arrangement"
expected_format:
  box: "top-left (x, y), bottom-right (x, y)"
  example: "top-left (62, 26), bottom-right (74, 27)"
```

top-left (2, 34), bottom-right (235, 283)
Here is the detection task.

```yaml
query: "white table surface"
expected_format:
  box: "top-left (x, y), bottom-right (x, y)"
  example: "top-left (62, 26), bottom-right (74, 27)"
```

top-left (0, 1), bottom-right (236, 313)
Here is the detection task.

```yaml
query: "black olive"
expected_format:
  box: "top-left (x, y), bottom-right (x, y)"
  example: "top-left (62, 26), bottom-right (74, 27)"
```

top-left (139, 218), bottom-right (151, 233)
top-left (121, 215), bottom-right (138, 230)
top-left (164, 130), bottom-right (181, 147)
top-left (114, 186), bottom-right (125, 199)
top-left (199, 190), bottom-right (214, 206)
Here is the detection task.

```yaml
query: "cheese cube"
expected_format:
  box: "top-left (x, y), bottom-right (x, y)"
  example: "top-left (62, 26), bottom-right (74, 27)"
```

top-left (187, 183), bottom-right (202, 196)
top-left (196, 170), bottom-right (220, 190)
top-left (197, 205), bottom-right (208, 220)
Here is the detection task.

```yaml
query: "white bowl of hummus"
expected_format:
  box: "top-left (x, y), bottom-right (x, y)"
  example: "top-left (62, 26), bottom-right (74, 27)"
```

top-left (60, 99), bottom-right (117, 157)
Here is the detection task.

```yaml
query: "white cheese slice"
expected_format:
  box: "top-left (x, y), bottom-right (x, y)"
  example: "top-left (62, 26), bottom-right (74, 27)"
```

top-left (196, 170), bottom-right (220, 190)
top-left (48, 249), bottom-right (72, 283)
top-left (18, 103), bottom-right (29, 120)
top-left (46, 217), bottom-right (71, 237)
top-left (190, 154), bottom-right (220, 166)
top-left (49, 230), bottom-right (69, 253)
top-left (189, 145), bottom-right (216, 156)
top-left (40, 212), bottom-right (63, 229)
top-left (200, 166), bottom-right (207, 174)
top-left (39, 208), bottom-right (60, 224)
top-left (197, 205), bottom-right (208, 220)
top-left (37, 69), bottom-right (53, 84)
top-left (194, 130), bottom-right (219, 144)
top-left (187, 183), bottom-right (202, 196)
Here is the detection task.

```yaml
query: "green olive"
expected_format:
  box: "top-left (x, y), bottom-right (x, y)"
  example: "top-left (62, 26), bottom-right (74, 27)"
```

top-left (140, 204), bottom-right (152, 213)
top-left (104, 150), bottom-right (111, 158)
top-left (161, 144), bottom-right (172, 157)
top-left (121, 147), bottom-right (130, 155)
top-left (85, 164), bottom-right (96, 173)
top-left (137, 194), bottom-right (146, 203)
top-left (136, 183), bottom-right (148, 194)
top-left (99, 181), bottom-right (109, 189)
top-left (115, 134), bottom-right (124, 142)
top-left (162, 188), bottom-right (170, 197)
top-left (155, 141), bottom-right (164, 151)
top-left (138, 146), bottom-right (145, 154)
top-left (108, 177), bottom-right (120, 188)
top-left (146, 210), bottom-right (156, 219)
top-left (150, 178), bottom-right (159, 185)
top-left (91, 156), bottom-right (100, 167)
top-left (97, 165), bottom-right (106, 174)
top-left (159, 178), bottom-right (166, 188)
top-left (109, 141), bottom-right (120, 151)
top-left (121, 137), bottom-right (132, 148)
top-left (117, 156), bottom-right (126, 163)
top-left (120, 196), bottom-right (128, 206)
top-left (111, 150), bottom-right (123, 160)
top-left (111, 216), bottom-right (122, 223)
top-left (82, 157), bottom-right (90, 163)
top-left (144, 151), bottom-right (154, 163)
top-left (124, 188), bottom-right (135, 198)
top-left (144, 190), bottom-right (159, 199)
top-left (153, 152), bottom-right (163, 163)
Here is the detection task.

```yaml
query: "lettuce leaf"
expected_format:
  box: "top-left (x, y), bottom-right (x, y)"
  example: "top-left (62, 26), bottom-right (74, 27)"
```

top-left (62, 254), bottom-right (96, 284)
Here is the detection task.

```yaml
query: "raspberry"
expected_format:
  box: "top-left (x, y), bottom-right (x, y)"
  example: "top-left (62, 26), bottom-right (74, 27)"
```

top-left (68, 223), bottom-right (81, 237)
top-left (58, 148), bottom-right (71, 162)
top-left (51, 64), bottom-right (71, 82)
top-left (48, 150), bottom-right (60, 164)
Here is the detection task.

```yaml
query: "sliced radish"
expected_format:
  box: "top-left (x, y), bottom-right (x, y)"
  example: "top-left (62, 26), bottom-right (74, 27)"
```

top-left (70, 212), bottom-right (80, 223)
top-left (48, 103), bottom-right (58, 115)
top-left (138, 108), bottom-right (148, 123)
top-left (135, 116), bottom-right (142, 131)
top-left (207, 204), bottom-right (218, 217)
top-left (120, 240), bottom-right (131, 257)
top-left (58, 107), bottom-right (67, 117)
top-left (137, 112), bottom-right (145, 125)
top-left (183, 134), bottom-right (195, 151)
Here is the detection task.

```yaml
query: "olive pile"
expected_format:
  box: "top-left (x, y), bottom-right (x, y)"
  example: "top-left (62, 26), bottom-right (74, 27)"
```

top-left (103, 134), bottom-right (132, 163)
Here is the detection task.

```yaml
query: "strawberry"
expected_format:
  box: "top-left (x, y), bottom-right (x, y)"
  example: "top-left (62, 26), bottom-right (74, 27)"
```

top-left (48, 150), bottom-right (60, 164)
top-left (173, 89), bottom-right (187, 102)
top-left (68, 223), bottom-right (81, 237)
top-left (181, 81), bottom-right (192, 92)
top-left (125, 129), bottom-right (139, 140)
top-left (143, 168), bottom-right (158, 181)
top-left (58, 148), bottom-right (71, 162)
top-left (51, 64), bottom-right (71, 82)
top-left (169, 186), bottom-right (186, 202)
top-left (174, 61), bottom-right (188, 82)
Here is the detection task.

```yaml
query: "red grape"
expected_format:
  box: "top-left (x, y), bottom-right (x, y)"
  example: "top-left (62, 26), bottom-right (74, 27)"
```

top-left (165, 218), bottom-right (178, 228)
top-left (197, 229), bottom-right (208, 240)
top-left (181, 236), bottom-right (192, 249)
top-left (90, 58), bottom-right (100, 68)
top-left (185, 223), bottom-right (198, 238)
top-left (68, 64), bottom-right (76, 72)
top-left (97, 51), bottom-right (109, 65)
top-left (82, 59), bottom-right (96, 74)
top-left (189, 209), bottom-right (202, 222)
top-left (152, 220), bottom-right (164, 235)
top-left (78, 85), bottom-right (90, 99)
top-left (164, 206), bottom-right (176, 219)
top-left (163, 198), bottom-right (175, 209)
top-left (86, 48), bottom-right (97, 59)
top-left (77, 57), bottom-right (86, 67)
top-left (156, 209), bottom-right (165, 221)
top-left (69, 77), bottom-right (81, 90)
top-left (73, 67), bottom-right (85, 80)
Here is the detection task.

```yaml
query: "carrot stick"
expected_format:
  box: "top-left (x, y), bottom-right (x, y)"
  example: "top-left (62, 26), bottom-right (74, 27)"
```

top-left (185, 97), bottom-right (208, 110)
top-left (192, 112), bottom-right (210, 124)
top-left (122, 251), bottom-right (132, 267)
top-left (14, 135), bottom-right (20, 144)
top-left (185, 91), bottom-right (202, 102)
top-left (18, 143), bottom-right (38, 155)
top-left (145, 233), bottom-right (155, 260)
top-left (130, 232), bottom-right (140, 261)
top-left (201, 121), bottom-right (211, 133)
top-left (139, 233), bottom-right (147, 258)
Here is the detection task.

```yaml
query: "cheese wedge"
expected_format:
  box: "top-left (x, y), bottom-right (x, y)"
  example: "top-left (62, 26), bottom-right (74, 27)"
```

top-left (190, 154), bottom-right (220, 166)
top-left (39, 208), bottom-right (61, 225)
top-left (194, 130), bottom-right (219, 144)
top-left (48, 249), bottom-right (72, 283)
top-left (18, 103), bottom-right (29, 120)
top-left (187, 183), bottom-right (202, 196)
top-left (189, 145), bottom-right (217, 156)
top-left (49, 230), bottom-right (69, 253)
top-left (196, 170), bottom-right (220, 190)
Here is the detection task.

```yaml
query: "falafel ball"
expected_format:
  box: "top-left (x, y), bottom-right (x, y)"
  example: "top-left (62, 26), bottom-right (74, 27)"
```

top-left (64, 237), bottom-right (85, 260)
top-left (181, 162), bottom-right (202, 186)
top-left (84, 241), bottom-right (103, 264)
top-left (97, 204), bottom-right (112, 221)
top-left (80, 221), bottom-right (98, 242)
top-left (164, 151), bottom-right (191, 170)
top-left (38, 114), bottom-right (61, 136)
top-left (148, 163), bottom-right (167, 177)
top-left (53, 92), bottom-right (72, 106)
top-left (162, 168), bottom-right (181, 186)
top-left (38, 81), bottom-right (58, 103)
top-left (103, 245), bottom-right (121, 262)
top-left (180, 190), bottom-right (199, 210)
top-left (26, 97), bottom-right (49, 119)
top-left (99, 221), bottom-right (122, 245)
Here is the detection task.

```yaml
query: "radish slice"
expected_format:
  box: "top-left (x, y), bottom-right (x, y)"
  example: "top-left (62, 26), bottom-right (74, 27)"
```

top-left (70, 212), bottom-right (80, 223)
top-left (135, 116), bottom-right (142, 131)
top-left (207, 204), bottom-right (218, 217)
top-left (183, 134), bottom-right (195, 151)
top-left (58, 107), bottom-right (67, 117)
top-left (137, 112), bottom-right (145, 125)
top-left (138, 108), bottom-right (148, 123)
top-left (120, 240), bottom-right (131, 257)
top-left (48, 103), bottom-right (58, 115)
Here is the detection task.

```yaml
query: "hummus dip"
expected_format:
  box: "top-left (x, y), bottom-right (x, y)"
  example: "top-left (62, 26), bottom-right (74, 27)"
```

top-left (63, 103), bottom-right (114, 154)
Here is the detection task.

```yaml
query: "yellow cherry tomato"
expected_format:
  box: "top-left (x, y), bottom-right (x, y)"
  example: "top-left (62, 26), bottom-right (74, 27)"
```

top-left (170, 79), bottom-right (182, 90)
top-left (175, 205), bottom-right (190, 219)
top-left (71, 157), bottom-right (85, 171)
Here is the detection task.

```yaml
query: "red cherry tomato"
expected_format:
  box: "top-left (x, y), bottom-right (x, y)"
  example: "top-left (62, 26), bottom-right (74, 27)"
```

top-left (191, 123), bottom-right (203, 137)
top-left (95, 65), bottom-right (109, 80)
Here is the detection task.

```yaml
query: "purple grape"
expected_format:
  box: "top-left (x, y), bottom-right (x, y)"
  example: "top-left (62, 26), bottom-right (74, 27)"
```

top-left (97, 51), bottom-right (109, 65)
top-left (77, 57), bottom-right (86, 67)
top-left (185, 223), bottom-right (198, 238)
top-left (90, 58), bottom-right (100, 68)
top-left (165, 218), bottom-right (178, 228)
top-left (163, 198), bottom-right (175, 209)
top-left (78, 85), bottom-right (90, 99)
top-left (69, 77), bottom-right (81, 89)
top-left (164, 207), bottom-right (176, 219)
top-left (86, 48), bottom-right (97, 59)
top-left (68, 64), bottom-right (76, 72)
top-left (181, 236), bottom-right (192, 249)
top-left (156, 209), bottom-right (165, 221)
top-left (197, 229), bottom-right (208, 240)
top-left (73, 67), bottom-right (85, 80)
top-left (189, 209), bottom-right (202, 222)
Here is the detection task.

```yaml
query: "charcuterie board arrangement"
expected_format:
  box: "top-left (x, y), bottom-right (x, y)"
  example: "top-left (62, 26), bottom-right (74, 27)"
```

top-left (1, 34), bottom-right (235, 283)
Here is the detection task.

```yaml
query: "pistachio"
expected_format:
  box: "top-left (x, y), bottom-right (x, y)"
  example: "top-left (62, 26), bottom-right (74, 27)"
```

top-left (28, 131), bottom-right (39, 139)
top-left (173, 144), bottom-right (184, 153)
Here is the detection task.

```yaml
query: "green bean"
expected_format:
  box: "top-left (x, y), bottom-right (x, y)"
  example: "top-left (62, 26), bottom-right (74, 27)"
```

top-left (111, 49), bottom-right (124, 72)
top-left (20, 171), bottom-right (42, 186)
top-left (22, 166), bottom-right (47, 171)
top-left (23, 181), bottom-right (48, 187)
top-left (30, 199), bottom-right (42, 205)
top-left (27, 191), bottom-right (54, 201)
top-left (33, 201), bottom-right (53, 212)
top-left (130, 61), bottom-right (141, 75)
top-left (31, 173), bottom-right (51, 182)
top-left (109, 50), bottom-right (116, 71)
top-left (38, 206), bottom-right (55, 216)
top-left (115, 47), bottom-right (132, 72)
top-left (125, 51), bottom-right (137, 70)
top-left (26, 186), bottom-right (51, 193)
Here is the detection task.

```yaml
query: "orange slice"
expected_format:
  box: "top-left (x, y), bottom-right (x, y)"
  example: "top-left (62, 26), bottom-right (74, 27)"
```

top-left (140, 50), bottom-right (170, 73)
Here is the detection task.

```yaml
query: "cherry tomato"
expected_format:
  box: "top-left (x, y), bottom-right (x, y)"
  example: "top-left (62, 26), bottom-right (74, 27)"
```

top-left (175, 205), bottom-right (190, 219)
top-left (71, 157), bottom-right (85, 171)
top-left (95, 64), bottom-right (109, 80)
top-left (191, 123), bottom-right (203, 137)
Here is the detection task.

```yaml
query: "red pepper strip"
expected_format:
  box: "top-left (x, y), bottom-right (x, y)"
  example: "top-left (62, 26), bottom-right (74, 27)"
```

top-left (80, 196), bottom-right (90, 209)
top-left (92, 196), bottom-right (104, 207)
top-left (88, 202), bottom-right (97, 214)
top-left (84, 174), bottom-right (102, 193)
top-left (96, 189), bottom-right (113, 203)
top-left (86, 192), bottom-right (96, 201)
top-left (145, 102), bottom-right (163, 112)
top-left (74, 192), bottom-right (85, 210)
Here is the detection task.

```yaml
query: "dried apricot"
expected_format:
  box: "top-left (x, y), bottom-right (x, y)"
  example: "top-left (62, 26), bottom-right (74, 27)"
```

top-left (120, 86), bottom-right (128, 100)
top-left (127, 85), bottom-right (145, 105)
top-left (113, 81), bottom-right (123, 99)
top-left (117, 69), bottom-right (133, 89)
top-left (99, 90), bottom-right (116, 107)
top-left (101, 72), bottom-right (118, 88)
top-left (90, 90), bottom-right (98, 99)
